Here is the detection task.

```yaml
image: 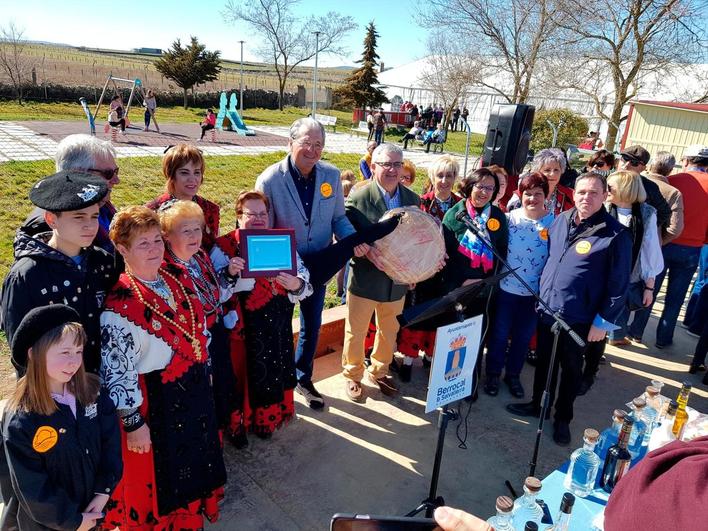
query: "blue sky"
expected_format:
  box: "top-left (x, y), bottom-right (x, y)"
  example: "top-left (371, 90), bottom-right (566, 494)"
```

top-left (1, 0), bottom-right (427, 68)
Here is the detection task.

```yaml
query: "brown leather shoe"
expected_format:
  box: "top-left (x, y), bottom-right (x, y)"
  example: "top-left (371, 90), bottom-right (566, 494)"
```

top-left (345, 380), bottom-right (364, 402)
top-left (608, 338), bottom-right (631, 347)
top-left (368, 373), bottom-right (399, 397)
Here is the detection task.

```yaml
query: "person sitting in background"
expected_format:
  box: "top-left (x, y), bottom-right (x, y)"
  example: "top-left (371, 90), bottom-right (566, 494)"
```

top-left (485, 172), bottom-right (554, 398)
top-left (146, 143), bottom-right (220, 250)
top-left (580, 170), bottom-right (663, 394)
top-left (644, 151), bottom-right (684, 245)
top-left (198, 108), bottom-right (217, 141)
top-left (400, 159), bottom-right (417, 188)
top-left (401, 120), bottom-right (423, 150)
top-left (508, 148), bottom-right (574, 215)
top-left (107, 94), bottom-right (126, 134)
top-left (359, 140), bottom-right (377, 180)
top-left (423, 123), bottom-right (447, 153)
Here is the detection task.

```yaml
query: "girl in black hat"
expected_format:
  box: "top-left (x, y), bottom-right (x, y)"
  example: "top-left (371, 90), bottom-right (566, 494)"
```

top-left (0, 304), bottom-right (122, 531)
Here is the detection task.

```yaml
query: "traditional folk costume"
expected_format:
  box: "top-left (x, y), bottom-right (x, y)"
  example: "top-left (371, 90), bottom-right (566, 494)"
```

top-left (164, 248), bottom-right (242, 438)
top-left (100, 264), bottom-right (226, 530)
top-left (211, 230), bottom-right (313, 437)
top-left (147, 193), bottom-right (220, 251)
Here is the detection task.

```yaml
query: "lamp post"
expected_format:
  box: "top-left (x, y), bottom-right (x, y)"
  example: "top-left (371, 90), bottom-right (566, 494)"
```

top-left (312, 31), bottom-right (321, 116)
top-left (239, 40), bottom-right (245, 114)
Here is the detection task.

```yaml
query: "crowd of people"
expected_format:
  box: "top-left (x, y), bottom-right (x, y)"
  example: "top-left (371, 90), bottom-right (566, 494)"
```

top-left (0, 116), bottom-right (706, 529)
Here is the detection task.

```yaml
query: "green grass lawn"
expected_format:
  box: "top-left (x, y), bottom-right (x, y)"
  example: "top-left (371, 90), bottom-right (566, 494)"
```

top-left (0, 151), bottom-right (370, 308)
top-left (0, 101), bottom-right (356, 127)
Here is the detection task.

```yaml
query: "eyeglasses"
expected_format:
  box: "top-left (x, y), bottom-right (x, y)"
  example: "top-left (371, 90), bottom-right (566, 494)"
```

top-left (89, 167), bottom-right (120, 180)
top-left (473, 183), bottom-right (495, 193)
top-left (295, 139), bottom-right (324, 151)
top-left (242, 211), bottom-right (269, 219)
top-left (591, 162), bottom-right (609, 168)
top-left (375, 161), bottom-right (403, 170)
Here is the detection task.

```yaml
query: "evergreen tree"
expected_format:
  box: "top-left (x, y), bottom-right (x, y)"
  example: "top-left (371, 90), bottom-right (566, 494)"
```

top-left (334, 21), bottom-right (388, 110)
top-left (155, 37), bottom-right (221, 109)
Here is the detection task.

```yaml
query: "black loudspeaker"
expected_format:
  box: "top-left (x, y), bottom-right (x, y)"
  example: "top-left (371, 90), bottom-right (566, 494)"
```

top-left (481, 104), bottom-right (535, 175)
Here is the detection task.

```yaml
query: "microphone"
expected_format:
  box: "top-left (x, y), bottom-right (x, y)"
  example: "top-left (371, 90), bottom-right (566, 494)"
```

top-left (455, 208), bottom-right (485, 241)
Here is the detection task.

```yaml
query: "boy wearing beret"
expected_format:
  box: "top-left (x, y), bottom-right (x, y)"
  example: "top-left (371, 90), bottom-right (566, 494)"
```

top-left (1, 171), bottom-right (119, 376)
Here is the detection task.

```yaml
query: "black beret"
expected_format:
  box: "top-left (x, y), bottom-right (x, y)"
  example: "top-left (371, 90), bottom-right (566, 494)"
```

top-left (11, 304), bottom-right (82, 370)
top-left (29, 170), bottom-right (108, 212)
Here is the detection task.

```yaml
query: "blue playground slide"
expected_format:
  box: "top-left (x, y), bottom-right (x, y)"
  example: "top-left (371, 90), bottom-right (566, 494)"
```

top-left (227, 93), bottom-right (255, 136)
top-left (215, 92), bottom-right (227, 131)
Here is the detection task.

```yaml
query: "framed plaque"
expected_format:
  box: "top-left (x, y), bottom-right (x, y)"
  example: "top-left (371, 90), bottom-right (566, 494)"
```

top-left (239, 228), bottom-right (297, 278)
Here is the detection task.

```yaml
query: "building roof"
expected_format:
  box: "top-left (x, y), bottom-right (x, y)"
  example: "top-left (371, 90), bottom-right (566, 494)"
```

top-left (635, 100), bottom-right (708, 113)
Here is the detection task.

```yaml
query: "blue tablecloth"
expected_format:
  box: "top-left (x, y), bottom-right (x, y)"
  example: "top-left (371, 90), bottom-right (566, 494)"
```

top-left (540, 462), bottom-right (608, 530)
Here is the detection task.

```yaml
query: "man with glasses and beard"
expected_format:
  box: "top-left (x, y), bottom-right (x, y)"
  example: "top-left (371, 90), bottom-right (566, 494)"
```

top-left (21, 134), bottom-right (120, 254)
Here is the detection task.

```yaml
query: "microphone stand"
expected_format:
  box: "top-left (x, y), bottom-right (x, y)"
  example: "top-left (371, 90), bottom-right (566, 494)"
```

top-left (455, 210), bottom-right (585, 478)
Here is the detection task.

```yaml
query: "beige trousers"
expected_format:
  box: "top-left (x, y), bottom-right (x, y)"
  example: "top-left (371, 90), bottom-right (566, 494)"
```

top-left (342, 292), bottom-right (406, 382)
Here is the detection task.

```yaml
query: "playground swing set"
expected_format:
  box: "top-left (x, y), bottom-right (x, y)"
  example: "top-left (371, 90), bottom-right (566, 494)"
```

top-left (80, 73), bottom-right (157, 139)
top-left (79, 76), bottom-right (255, 141)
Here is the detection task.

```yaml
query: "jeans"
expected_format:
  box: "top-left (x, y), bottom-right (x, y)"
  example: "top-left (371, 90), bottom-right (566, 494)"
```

top-left (374, 128), bottom-right (384, 145)
top-left (684, 244), bottom-right (708, 332)
top-left (295, 283), bottom-right (327, 384)
top-left (532, 318), bottom-right (591, 423)
top-left (690, 286), bottom-right (708, 366)
top-left (628, 243), bottom-right (701, 345)
top-left (485, 290), bottom-right (537, 378)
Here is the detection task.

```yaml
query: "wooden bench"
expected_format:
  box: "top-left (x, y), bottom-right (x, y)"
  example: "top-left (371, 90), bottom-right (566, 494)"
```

top-left (350, 120), bottom-right (371, 138)
top-left (314, 113), bottom-right (338, 132)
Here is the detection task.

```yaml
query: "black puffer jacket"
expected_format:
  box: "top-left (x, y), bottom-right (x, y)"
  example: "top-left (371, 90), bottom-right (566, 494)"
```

top-left (0, 230), bottom-right (118, 374)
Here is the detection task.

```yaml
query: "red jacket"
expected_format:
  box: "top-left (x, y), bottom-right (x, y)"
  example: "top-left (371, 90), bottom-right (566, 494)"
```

top-left (668, 170), bottom-right (708, 247)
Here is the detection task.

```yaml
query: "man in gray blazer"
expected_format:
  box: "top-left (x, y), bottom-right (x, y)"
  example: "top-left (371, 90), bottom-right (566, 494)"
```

top-left (256, 117), bottom-right (368, 409)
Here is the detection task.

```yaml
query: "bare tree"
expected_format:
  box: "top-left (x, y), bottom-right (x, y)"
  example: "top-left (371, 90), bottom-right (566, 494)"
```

top-left (223, 0), bottom-right (355, 110)
top-left (418, 34), bottom-right (482, 126)
top-left (0, 22), bottom-right (30, 104)
top-left (553, 0), bottom-right (707, 150)
top-left (422, 0), bottom-right (562, 104)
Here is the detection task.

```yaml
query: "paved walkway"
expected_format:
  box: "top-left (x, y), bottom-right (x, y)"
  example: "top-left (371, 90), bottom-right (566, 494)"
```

top-left (0, 121), bottom-right (473, 170)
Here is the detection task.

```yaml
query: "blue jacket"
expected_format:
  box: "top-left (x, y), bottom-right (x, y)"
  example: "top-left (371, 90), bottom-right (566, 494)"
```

top-left (539, 207), bottom-right (632, 327)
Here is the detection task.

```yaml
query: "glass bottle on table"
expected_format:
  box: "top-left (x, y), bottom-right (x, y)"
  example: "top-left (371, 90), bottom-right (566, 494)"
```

top-left (650, 379), bottom-right (668, 420)
top-left (672, 382), bottom-right (692, 440)
top-left (525, 522), bottom-right (539, 531)
top-left (595, 409), bottom-right (627, 462)
top-left (564, 428), bottom-right (601, 498)
top-left (487, 496), bottom-right (515, 531)
top-left (512, 476), bottom-right (544, 528)
top-left (545, 492), bottom-right (575, 531)
top-left (600, 416), bottom-right (634, 493)
top-left (627, 397), bottom-right (648, 460)
top-left (641, 385), bottom-right (661, 444)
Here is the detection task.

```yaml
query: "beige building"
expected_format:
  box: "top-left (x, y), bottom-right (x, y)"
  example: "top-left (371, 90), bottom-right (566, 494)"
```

top-left (621, 101), bottom-right (708, 159)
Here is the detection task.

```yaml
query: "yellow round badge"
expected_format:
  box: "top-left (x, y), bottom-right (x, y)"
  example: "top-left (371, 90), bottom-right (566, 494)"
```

top-left (539, 228), bottom-right (549, 241)
top-left (32, 426), bottom-right (58, 453)
top-left (320, 182), bottom-right (332, 198)
top-left (487, 218), bottom-right (500, 232)
top-left (575, 240), bottom-right (592, 255)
